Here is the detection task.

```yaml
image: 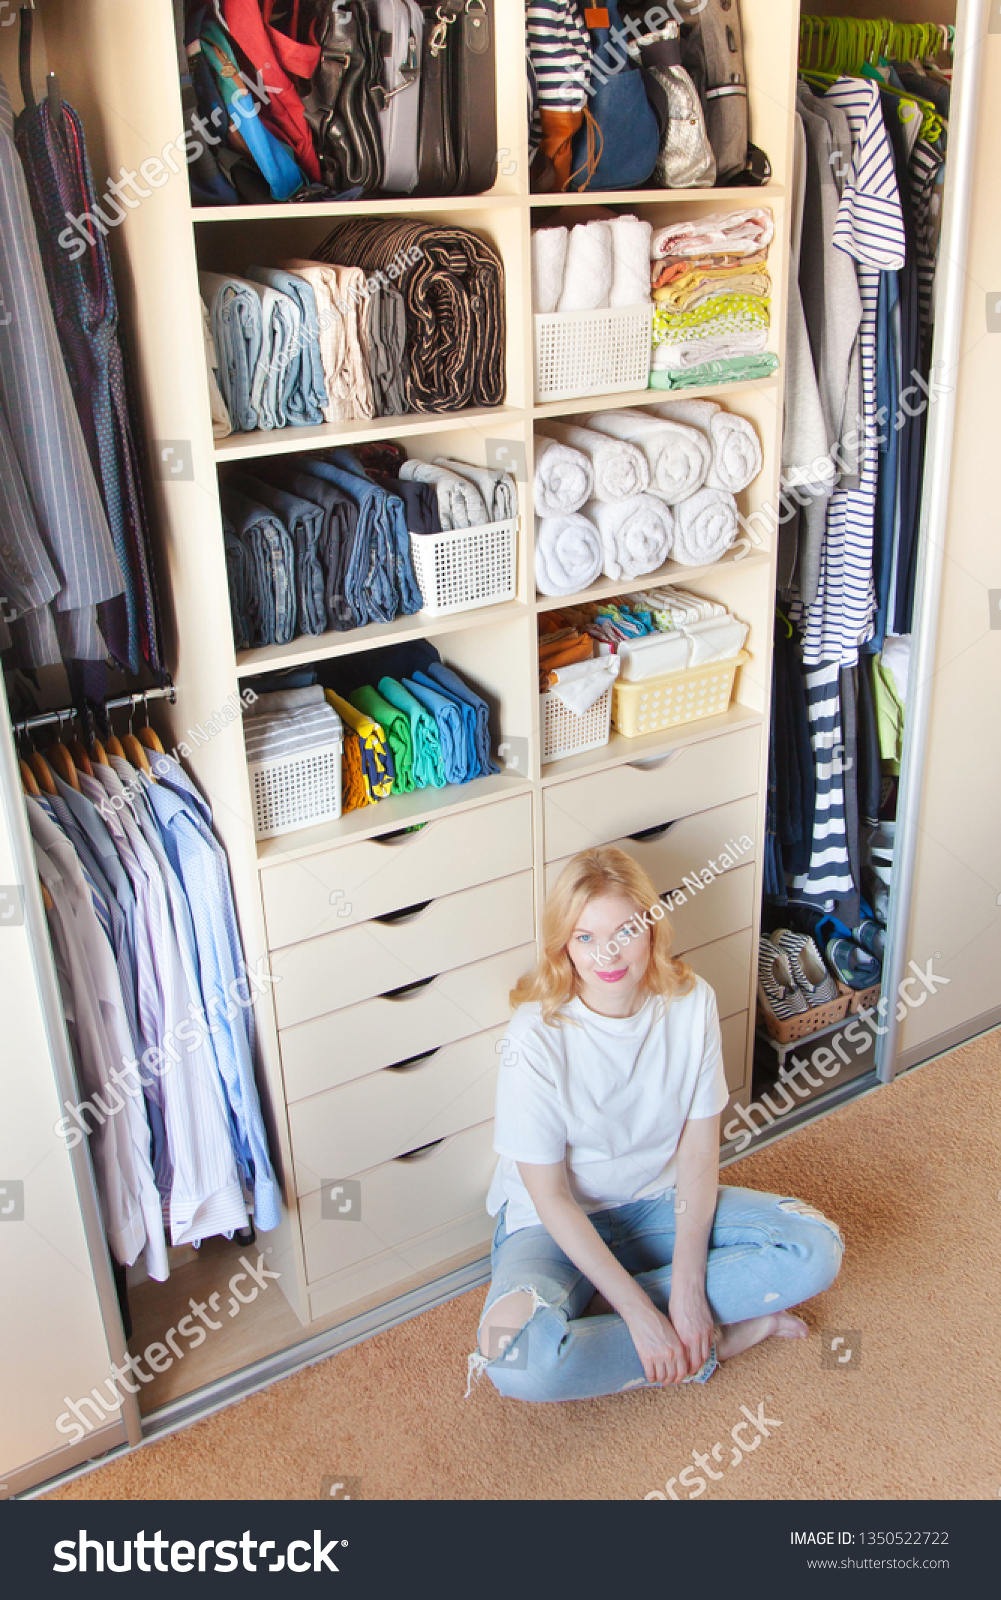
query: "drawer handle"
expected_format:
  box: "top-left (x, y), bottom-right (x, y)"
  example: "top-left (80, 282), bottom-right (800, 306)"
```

top-left (627, 820), bottom-right (680, 843)
top-left (373, 822), bottom-right (433, 847)
top-left (373, 899), bottom-right (434, 925)
top-left (628, 749), bottom-right (686, 773)
top-left (396, 1135), bottom-right (452, 1163)
top-left (386, 1048), bottom-right (440, 1073)
top-left (382, 974), bottom-right (439, 1001)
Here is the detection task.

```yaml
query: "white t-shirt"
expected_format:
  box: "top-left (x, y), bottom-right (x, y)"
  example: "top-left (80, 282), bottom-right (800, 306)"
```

top-left (486, 976), bottom-right (728, 1234)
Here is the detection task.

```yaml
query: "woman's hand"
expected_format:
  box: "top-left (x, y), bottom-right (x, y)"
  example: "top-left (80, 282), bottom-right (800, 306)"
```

top-left (622, 1296), bottom-right (691, 1386)
top-left (669, 1279), bottom-right (714, 1376)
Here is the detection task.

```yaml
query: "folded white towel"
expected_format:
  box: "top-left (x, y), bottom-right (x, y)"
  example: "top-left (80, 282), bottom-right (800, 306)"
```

top-left (399, 460), bottom-right (490, 530)
top-left (683, 616), bottom-right (748, 664)
top-left (557, 221), bottom-right (613, 313)
top-left (532, 227), bottom-right (569, 314)
top-left (586, 495), bottom-right (675, 582)
top-left (650, 208), bottom-right (775, 260)
top-left (651, 329), bottom-right (770, 371)
top-left (534, 434), bottom-right (595, 517)
top-left (434, 459), bottom-right (518, 522)
top-left (537, 422), bottom-right (650, 504)
top-left (548, 655), bottom-right (621, 716)
top-left (535, 513), bottom-right (603, 596)
top-left (671, 488), bottom-right (740, 566)
top-left (617, 631), bottom-right (691, 681)
top-left (650, 399), bottom-right (763, 493)
top-left (609, 215), bottom-right (653, 308)
top-left (586, 409), bottom-right (710, 503)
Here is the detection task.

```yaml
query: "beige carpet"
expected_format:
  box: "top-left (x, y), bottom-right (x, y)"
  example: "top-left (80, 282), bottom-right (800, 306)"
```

top-left (48, 1032), bottom-right (1001, 1501)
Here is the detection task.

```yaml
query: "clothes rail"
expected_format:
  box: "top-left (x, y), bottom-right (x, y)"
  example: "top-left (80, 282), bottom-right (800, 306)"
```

top-left (12, 685), bottom-right (176, 737)
top-left (799, 15), bottom-right (954, 75)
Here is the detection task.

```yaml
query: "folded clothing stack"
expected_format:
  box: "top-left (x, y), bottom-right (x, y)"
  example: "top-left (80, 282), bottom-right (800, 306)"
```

top-left (647, 209), bottom-right (779, 389)
top-left (538, 614), bottom-right (620, 715)
top-left (243, 685), bottom-right (343, 764)
top-left (531, 216), bottom-right (653, 313)
top-left (550, 589), bottom-right (748, 682)
top-left (313, 219), bottom-right (506, 414)
top-left (399, 458), bottom-right (517, 531)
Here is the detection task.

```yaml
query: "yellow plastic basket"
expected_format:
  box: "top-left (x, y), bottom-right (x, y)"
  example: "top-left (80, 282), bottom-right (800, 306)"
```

top-left (612, 651), bottom-right (749, 738)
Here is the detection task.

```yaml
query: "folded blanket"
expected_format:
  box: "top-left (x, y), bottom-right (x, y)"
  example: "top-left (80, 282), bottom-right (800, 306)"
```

top-left (651, 328), bottom-right (771, 374)
top-left (341, 731), bottom-right (375, 812)
top-left (377, 677), bottom-right (446, 789)
top-left (648, 352), bottom-right (780, 390)
top-left (329, 448), bottom-right (423, 615)
top-left (201, 297), bottom-right (233, 439)
top-left (399, 459), bottom-right (490, 530)
top-left (586, 409), bottom-right (709, 504)
top-left (532, 227), bottom-right (568, 314)
top-left (423, 662), bottom-right (499, 776)
top-left (650, 400), bottom-right (762, 495)
top-left (683, 616), bottom-right (748, 665)
top-left (245, 686), bottom-right (326, 716)
top-left (274, 262), bottom-right (352, 424)
top-left (617, 630), bottom-right (691, 681)
top-left (243, 703), bottom-right (342, 763)
top-left (405, 674), bottom-right (472, 785)
top-left (245, 265), bottom-right (329, 427)
top-left (324, 689), bottom-right (394, 799)
top-left (227, 472), bottom-right (327, 637)
top-left (200, 273), bottom-right (263, 433)
top-left (350, 684), bottom-right (415, 794)
top-left (433, 460), bottom-right (517, 523)
top-left (586, 495), bottom-right (675, 582)
top-left (535, 513), bottom-right (603, 596)
top-left (220, 486), bottom-right (297, 646)
top-left (223, 516), bottom-right (250, 649)
top-left (537, 422), bottom-right (649, 504)
top-left (609, 215), bottom-right (653, 309)
top-left (547, 655), bottom-right (620, 716)
top-left (313, 219), bottom-right (505, 413)
top-left (650, 209), bottom-right (775, 260)
top-left (534, 435), bottom-right (594, 517)
top-left (557, 221), bottom-right (613, 313)
top-left (671, 488), bottom-right (739, 566)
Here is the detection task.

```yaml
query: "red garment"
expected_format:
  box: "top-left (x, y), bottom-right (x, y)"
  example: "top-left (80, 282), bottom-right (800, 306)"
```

top-left (223, 0), bottom-right (321, 183)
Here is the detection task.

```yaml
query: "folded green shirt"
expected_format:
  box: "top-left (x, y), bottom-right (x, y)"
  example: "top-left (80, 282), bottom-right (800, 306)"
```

top-left (350, 684), bottom-right (415, 794)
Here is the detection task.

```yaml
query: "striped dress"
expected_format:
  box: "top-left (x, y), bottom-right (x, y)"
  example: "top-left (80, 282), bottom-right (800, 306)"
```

top-left (800, 78), bottom-right (906, 670)
top-left (791, 662), bottom-right (854, 906)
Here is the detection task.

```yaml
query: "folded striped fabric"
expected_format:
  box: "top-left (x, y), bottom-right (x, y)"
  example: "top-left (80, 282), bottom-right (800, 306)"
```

top-left (243, 703), bottom-right (342, 762)
top-left (350, 684), bottom-right (415, 794)
top-left (324, 690), bottom-right (394, 799)
top-left (378, 677), bottom-right (445, 789)
top-left (526, 0), bottom-right (592, 111)
top-left (312, 220), bottom-right (506, 413)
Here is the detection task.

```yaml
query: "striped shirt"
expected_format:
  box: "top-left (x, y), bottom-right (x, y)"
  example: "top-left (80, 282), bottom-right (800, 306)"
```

top-left (526, 0), bottom-right (592, 111)
top-left (791, 663), bottom-right (855, 906)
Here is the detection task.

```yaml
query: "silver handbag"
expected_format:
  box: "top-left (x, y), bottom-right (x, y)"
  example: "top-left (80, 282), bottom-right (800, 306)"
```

top-left (626, 20), bottom-right (716, 187)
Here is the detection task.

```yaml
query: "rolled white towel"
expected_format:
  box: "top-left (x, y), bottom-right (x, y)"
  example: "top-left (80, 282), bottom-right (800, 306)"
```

top-left (535, 513), bottom-right (603, 596)
top-left (557, 221), bottom-right (613, 313)
top-left (586, 408), bottom-right (710, 504)
top-left (609, 215), bottom-right (653, 308)
top-left (672, 487), bottom-right (739, 566)
top-left (537, 421), bottom-right (650, 504)
top-left (532, 227), bottom-right (568, 314)
top-left (399, 459), bottom-right (490, 530)
top-left (586, 495), bottom-right (675, 582)
top-left (649, 399), bottom-right (763, 493)
top-left (534, 434), bottom-right (595, 517)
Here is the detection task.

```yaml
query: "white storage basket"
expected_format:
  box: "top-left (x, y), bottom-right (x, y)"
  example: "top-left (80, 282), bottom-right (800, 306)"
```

top-left (534, 304), bottom-right (654, 404)
top-left (541, 684), bottom-right (613, 764)
top-left (249, 735), bottom-right (343, 840)
top-left (410, 517), bottom-right (518, 617)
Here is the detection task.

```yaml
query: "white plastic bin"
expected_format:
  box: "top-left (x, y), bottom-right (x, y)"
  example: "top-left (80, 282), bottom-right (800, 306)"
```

top-left (249, 734), bottom-right (343, 840)
top-left (410, 517), bottom-right (519, 617)
top-left (541, 685), bottom-right (613, 764)
top-left (534, 304), bottom-right (654, 404)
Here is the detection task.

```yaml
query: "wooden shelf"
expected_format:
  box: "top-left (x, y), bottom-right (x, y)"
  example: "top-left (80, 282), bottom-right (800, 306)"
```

top-left (216, 406), bottom-right (528, 463)
top-left (533, 373), bottom-right (781, 421)
top-left (235, 601), bottom-right (532, 679)
top-left (533, 550), bottom-right (772, 613)
top-left (192, 191), bottom-right (525, 224)
top-left (540, 704), bottom-right (764, 785)
top-left (529, 184), bottom-right (786, 209)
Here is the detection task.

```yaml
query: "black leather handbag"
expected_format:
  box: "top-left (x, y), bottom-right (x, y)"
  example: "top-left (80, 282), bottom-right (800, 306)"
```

top-left (414, 0), bottom-right (497, 196)
top-left (303, 0), bottom-right (385, 194)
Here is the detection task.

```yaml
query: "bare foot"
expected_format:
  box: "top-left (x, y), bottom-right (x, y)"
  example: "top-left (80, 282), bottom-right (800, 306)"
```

top-left (717, 1312), bottom-right (809, 1361)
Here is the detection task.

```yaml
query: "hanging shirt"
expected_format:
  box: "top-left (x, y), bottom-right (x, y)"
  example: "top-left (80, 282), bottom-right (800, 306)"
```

top-left (791, 662), bottom-right (855, 906)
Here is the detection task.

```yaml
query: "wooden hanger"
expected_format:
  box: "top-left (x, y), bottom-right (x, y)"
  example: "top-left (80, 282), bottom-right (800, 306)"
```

top-left (69, 738), bottom-right (94, 778)
top-left (137, 725), bottom-right (166, 756)
top-left (20, 758), bottom-right (40, 797)
top-left (46, 741), bottom-right (81, 792)
top-left (27, 751), bottom-right (58, 795)
top-left (104, 732), bottom-right (126, 760)
top-left (123, 733), bottom-right (153, 776)
top-left (90, 736), bottom-right (110, 767)
top-left (41, 882), bottom-right (54, 912)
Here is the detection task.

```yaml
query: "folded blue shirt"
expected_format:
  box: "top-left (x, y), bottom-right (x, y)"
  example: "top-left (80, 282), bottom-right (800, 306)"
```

top-left (423, 662), bottom-right (499, 776)
top-left (404, 674), bottom-right (472, 785)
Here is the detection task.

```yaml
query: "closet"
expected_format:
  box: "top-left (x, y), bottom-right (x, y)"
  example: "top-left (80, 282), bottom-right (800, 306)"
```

top-left (0, 0), bottom-right (991, 1498)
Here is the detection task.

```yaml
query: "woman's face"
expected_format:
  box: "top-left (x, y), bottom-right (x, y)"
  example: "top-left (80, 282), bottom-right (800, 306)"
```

top-left (566, 893), bottom-right (651, 1015)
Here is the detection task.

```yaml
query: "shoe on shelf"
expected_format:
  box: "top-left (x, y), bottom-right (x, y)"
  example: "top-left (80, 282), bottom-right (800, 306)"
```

top-left (770, 929), bottom-right (840, 1007)
top-left (853, 899), bottom-right (885, 960)
top-left (825, 936), bottom-right (882, 991)
top-left (758, 940), bottom-right (809, 1019)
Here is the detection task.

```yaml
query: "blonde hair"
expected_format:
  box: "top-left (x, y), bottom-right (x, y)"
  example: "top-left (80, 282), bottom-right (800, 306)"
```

top-left (511, 846), bottom-right (694, 1024)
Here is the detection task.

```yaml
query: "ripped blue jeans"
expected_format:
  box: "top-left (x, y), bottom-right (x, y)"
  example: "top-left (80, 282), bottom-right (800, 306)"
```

top-left (466, 1184), bottom-right (844, 1403)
